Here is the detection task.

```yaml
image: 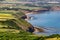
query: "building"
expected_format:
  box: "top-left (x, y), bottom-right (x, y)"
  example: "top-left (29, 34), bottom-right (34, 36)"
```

top-left (47, 1), bottom-right (59, 3)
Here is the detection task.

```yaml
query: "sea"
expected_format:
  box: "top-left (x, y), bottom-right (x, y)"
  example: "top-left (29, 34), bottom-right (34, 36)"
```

top-left (27, 11), bottom-right (60, 36)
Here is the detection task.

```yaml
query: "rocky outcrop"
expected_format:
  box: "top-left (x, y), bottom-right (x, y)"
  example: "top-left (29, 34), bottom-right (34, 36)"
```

top-left (21, 15), bottom-right (27, 19)
top-left (34, 27), bottom-right (44, 32)
top-left (27, 26), bottom-right (45, 33)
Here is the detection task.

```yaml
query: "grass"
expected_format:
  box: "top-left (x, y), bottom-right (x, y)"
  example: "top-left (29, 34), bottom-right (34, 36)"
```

top-left (15, 18), bottom-right (31, 27)
top-left (46, 38), bottom-right (60, 40)
top-left (0, 14), bottom-right (15, 20)
top-left (0, 29), bottom-right (20, 33)
top-left (0, 11), bottom-right (31, 27)
top-left (0, 10), bottom-right (33, 33)
top-left (0, 10), bottom-right (60, 40)
top-left (18, 6), bottom-right (41, 10)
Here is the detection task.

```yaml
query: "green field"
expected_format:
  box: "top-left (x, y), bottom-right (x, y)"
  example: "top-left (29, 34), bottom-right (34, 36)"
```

top-left (0, 10), bottom-right (32, 32)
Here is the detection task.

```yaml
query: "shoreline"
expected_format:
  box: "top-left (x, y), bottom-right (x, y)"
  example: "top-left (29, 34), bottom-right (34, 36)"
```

top-left (21, 7), bottom-right (60, 34)
top-left (24, 10), bottom-right (60, 34)
top-left (24, 12), bottom-right (45, 33)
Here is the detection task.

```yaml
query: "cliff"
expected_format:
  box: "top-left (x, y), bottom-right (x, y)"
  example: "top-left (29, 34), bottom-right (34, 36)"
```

top-left (51, 6), bottom-right (60, 11)
top-left (13, 12), bottom-right (45, 33)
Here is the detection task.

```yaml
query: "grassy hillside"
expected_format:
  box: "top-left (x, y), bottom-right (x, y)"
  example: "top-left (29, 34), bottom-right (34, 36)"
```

top-left (0, 10), bottom-right (37, 40)
top-left (0, 10), bottom-right (60, 40)
top-left (0, 31), bottom-right (60, 40)
top-left (0, 10), bottom-right (33, 32)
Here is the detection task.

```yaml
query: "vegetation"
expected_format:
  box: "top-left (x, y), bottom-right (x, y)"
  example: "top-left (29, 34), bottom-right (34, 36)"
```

top-left (0, 10), bottom-right (60, 40)
top-left (0, 31), bottom-right (60, 40)
top-left (0, 31), bottom-right (39, 40)
top-left (0, 0), bottom-right (60, 39)
top-left (0, 10), bottom-right (35, 40)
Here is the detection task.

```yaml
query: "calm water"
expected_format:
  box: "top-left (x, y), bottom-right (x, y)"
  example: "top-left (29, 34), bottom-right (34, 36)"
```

top-left (27, 11), bottom-right (60, 35)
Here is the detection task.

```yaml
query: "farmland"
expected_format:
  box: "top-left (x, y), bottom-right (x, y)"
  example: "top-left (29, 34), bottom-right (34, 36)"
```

top-left (0, 10), bottom-right (33, 32)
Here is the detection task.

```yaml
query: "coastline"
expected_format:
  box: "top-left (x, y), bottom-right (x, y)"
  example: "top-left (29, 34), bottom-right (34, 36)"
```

top-left (21, 6), bottom-right (60, 33)
top-left (23, 10), bottom-right (60, 33)
top-left (24, 12), bottom-right (45, 33)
